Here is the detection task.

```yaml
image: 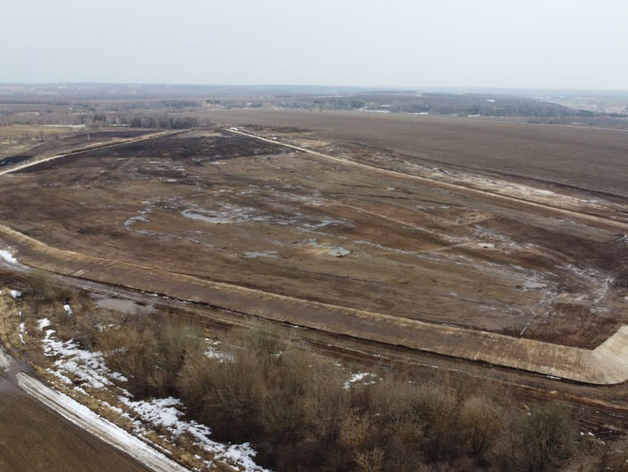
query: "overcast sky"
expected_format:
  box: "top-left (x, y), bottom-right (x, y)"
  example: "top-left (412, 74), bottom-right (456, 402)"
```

top-left (1, 0), bottom-right (626, 90)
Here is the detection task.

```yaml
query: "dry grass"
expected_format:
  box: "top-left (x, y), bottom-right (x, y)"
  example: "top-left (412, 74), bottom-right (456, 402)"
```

top-left (0, 125), bottom-right (75, 158)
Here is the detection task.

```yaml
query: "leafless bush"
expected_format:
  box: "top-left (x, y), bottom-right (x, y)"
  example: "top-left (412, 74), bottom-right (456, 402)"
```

top-left (459, 396), bottom-right (503, 459)
top-left (98, 313), bottom-right (202, 396)
top-left (516, 402), bottom-right (578, 472)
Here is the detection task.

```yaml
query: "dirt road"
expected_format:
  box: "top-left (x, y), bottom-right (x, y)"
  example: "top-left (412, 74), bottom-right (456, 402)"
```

top-left (0, 343), bottom-right (165, 472)
top-left (0, 129), bottom-right (185, 177)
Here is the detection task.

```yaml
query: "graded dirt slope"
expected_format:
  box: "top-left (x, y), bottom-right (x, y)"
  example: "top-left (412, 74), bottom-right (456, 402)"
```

top-left (1, 222), bottom-right (628, 384)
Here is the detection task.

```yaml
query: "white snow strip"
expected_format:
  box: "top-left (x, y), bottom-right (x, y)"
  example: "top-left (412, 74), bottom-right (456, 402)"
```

top-left (0, 249), bottom-right (17, 264)
top-left (63, 304), bottom-right (73, 315)
top-left (10, 290), bottom-right (22, 299)
top-left (16, 373), bottom-right (192, 472)
top-left (38, 325), bottom-right (268, 471)
top-left (120, 396), bottom-right (268, 472)
top-left (0, 346), bottom-right (12, 370)
top-left (19, 322), bottom-right (26, 344)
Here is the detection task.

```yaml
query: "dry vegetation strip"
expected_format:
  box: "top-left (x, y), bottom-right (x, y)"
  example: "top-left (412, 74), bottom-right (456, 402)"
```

top-left (1, 220), bottom-right (627, 384)
top-left (9, 279), bottom-right (625, 472)
top-left (0, 126), bottom-right (76, 159)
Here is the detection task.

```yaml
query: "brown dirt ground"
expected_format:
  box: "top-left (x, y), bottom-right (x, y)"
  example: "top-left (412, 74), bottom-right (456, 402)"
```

top-left (0, 115), bottom-right (627, 380)
top-left (207, 110), bottom-right (628, 199)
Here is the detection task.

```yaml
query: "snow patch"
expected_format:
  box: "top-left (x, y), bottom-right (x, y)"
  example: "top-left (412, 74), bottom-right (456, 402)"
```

top-left (120, 396), bottom-right (268, 471)
top-left (0, 249), bottom-right (17, 264)
top-left (19, 322), bottom-right (26, 345)
top-left (37, 318), bottom-right (51, 331)
top-left (39, 323), bottom-right (268, 471)
top-left (205, 340), bottom-right (234, 362)
top-left (41, 327), bottom-right (117, 390)
top-left (10, 289), bottom-right (22, 299)
top-left (243, 251), bottom-right (278, 259)
top-left (344, 372), bottom-right (378, 390)
top-left (16, 373), bottom-right (192, 472)
top-left (523, 280), bottom-right (547, 290)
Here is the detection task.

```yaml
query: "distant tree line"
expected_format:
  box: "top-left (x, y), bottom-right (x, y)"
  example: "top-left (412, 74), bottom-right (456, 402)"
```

top-left (0, 99), bottom-right (203, 129)
top-left (210, 92), bottom-right (618, 120)
top-left (92, 113), bottom-right (199, 129)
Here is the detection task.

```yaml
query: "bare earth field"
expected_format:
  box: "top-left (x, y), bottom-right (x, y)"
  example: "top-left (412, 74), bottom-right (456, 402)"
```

top-left (1, 112), bottom-right (628, 384)
top-left (0, 380), bottom-right (149, 472)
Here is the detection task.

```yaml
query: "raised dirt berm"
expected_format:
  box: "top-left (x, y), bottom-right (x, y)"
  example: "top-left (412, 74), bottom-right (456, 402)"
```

top-left (2, 223), bottom-right (628, 385)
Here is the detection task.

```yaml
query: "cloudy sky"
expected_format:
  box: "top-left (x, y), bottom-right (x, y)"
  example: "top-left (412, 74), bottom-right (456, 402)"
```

top-left (1, 0), bottom-right (626, 90)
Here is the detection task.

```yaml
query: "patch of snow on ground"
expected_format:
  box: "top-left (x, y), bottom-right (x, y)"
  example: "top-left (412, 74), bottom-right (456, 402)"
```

top-left (19, 322), bottom-right (26, 344)
top-left (0, 249), bottom-right (17, 264)
top-left (205, 339), bottom-right (234, 362)
top-left (124, 212), bottom-right (151, 230)
top-left (37, 318), bottom-right (51, 331)
top-left (328, 247), bottom-right (351, 257)
top-left (523, 280), bottom-right (547, 290)
top-left (41, 326), bottom-right (118, 390)
top-left (120, 395), bottom-right (268, 471)
top-left (244, 251), bottom-right (278, 259)
top-left (39, 323), bottom-right (268, 471)
top-left (344, 372), bottom-right (378, 390)
top-left (10, 289), bottom-right (22, 299)
top-left (63, 304), bottom-right (73, 315)
top-left (16, 373), bottom-right (191, 472)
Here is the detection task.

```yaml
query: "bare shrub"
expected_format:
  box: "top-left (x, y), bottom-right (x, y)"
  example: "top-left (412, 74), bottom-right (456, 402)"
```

top-left (414, 384), bottom-right (463, 462)
top-left (73, 311), bottom-right (113, 350)
top-left (459, 396), bottom-right (503, 459)
top-left (516, 402), bottom-right (578, 472)
top-left (98, 313), bottom-right (202, 397)
top-left (598, 436), bottom-right (628, 472)
top-left (355, 447), bottom-right (385, 472)
top-left (26, 269), bottom-right (53, 300)
top-left (213, 347), bottom-right (268, 440)
top-left (301, 359), bottom-right (348, 444)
